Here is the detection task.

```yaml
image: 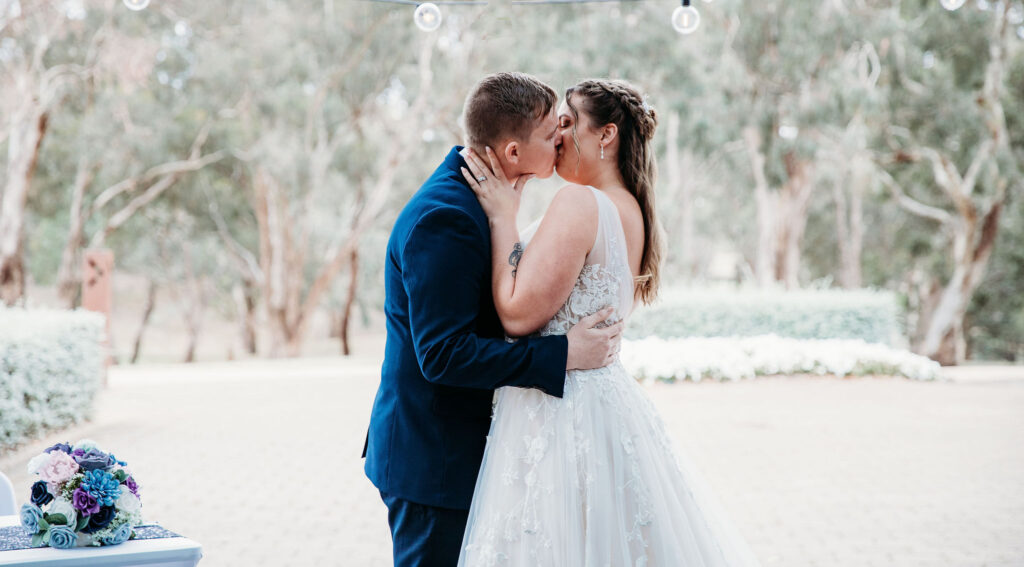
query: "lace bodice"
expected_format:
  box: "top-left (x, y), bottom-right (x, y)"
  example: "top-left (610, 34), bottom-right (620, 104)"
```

top-left (520, 187), bottom-right (635, 336)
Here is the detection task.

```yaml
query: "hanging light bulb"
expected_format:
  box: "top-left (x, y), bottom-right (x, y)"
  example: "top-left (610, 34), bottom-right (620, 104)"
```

top-left (123, 0), bottom-right (150, 10)
top-left (414, 3), bottom-right (442, 32)
top-left (672, 0), bottom-right (700, 34)
top-left (1008, 4), bottom-right (1024, 25)
top-left (940, 0), bottom-right (965, 9)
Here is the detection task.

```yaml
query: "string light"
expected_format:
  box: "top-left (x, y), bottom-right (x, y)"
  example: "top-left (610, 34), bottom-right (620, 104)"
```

top-left (370, 1), bottom-right (706, 36)
top-left (414, 3), bottom-right (442, 31)
top-left (672, 0), bottom-right (700, 34)
top-left (123, 0), bottom-right (150, 10)
top-left (940, 0), bottom-right (966, 10)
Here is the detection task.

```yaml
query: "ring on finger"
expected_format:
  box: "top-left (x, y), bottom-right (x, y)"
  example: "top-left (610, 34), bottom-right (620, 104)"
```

top-left (477, 175), bottom-right (487, 182)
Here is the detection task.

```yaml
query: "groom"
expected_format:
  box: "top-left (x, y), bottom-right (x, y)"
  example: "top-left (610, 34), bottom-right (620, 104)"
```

top-left (363, 72), bottom-right (622, 566)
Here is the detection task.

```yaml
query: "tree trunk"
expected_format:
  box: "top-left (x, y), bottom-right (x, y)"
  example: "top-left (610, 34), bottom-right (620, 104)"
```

top-left (0, 108), bottom-right (48, 305)
top-left (666, 111), bottom-right (695, 280)
top-left (254, 167), bottom-right (303, 358)
top-left (130, 279), bottom-right (158, 364)
top-left (833, 164), bottom-right (865, 289)
top-left (774, 153), bottom-right (813, 289)
top-left (340, 245), bottom-right (360, 356)
top-left (232, 279), bottom-right (258, 356)
top-left (743, 126), bottom-right (776, 287)
top-left (917, 198), bottom-right (1004, 364)
top-left (181, 246), bottom-right (205, 363)
top-left (56, 159), bottom-right (95, 308)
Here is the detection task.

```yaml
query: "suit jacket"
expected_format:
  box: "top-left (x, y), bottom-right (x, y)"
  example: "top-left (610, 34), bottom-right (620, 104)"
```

top-left (363, 146), bottom-right (568, 510)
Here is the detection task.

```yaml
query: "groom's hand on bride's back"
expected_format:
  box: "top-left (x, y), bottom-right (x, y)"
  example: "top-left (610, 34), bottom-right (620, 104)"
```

top-left (566, 306), bottom-right (623, 371)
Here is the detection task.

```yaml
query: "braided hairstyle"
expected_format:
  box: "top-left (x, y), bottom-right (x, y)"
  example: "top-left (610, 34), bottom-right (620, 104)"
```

top-left (565, 79), bottom-right (663, 305)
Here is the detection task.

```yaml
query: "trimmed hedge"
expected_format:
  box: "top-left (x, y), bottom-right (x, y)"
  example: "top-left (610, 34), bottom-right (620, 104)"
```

top-left (627, 287), bottom-right (902, 345)
top-left (1, 307), bottom-right (105, 452)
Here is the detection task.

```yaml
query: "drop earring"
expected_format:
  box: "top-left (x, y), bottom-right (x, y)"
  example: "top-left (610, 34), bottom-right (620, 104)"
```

top-left (600, 144), bottom-right (605, 160)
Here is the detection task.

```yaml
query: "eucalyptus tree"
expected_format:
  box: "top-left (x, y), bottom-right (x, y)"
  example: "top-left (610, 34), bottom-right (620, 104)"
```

top-left (875, 0), bottom-right (1022, 363)
top-left (189, 1), bottom-right (478, 356)
top-left (0, 0), bottom-right (97, 304)
top-left (1, 0), bottom-right (225, 308)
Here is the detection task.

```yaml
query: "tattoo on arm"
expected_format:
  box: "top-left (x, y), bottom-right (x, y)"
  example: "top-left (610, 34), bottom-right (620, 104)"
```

top-left (508, 242), bottom-right (524, 278)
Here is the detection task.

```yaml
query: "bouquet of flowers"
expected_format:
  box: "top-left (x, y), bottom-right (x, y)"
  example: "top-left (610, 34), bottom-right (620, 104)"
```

top-left (19, 439), bottom-right (142, 549)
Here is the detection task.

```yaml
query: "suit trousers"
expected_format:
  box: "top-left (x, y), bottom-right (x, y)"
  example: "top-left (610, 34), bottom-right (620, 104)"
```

top-left (380, 491), bottom-right (469, 567)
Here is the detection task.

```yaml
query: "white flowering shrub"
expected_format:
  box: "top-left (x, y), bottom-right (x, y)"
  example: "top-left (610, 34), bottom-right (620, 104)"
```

top-left (0, 307), bottom-right (105, 451)
top-left (628, 287), bottom-right (902, 346)
top-left (621, 335), bottom-right (941, 382)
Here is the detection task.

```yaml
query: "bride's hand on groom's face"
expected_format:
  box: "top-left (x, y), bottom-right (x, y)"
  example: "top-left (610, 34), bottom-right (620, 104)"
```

top-left (461, 147), bottom-right (533, 221)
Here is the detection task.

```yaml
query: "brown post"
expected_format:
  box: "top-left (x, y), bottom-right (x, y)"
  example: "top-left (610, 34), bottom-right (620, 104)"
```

top-left (82, 249), bottom-right (114, 384)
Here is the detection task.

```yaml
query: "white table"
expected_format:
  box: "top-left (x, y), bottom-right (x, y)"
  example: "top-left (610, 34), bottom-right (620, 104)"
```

top-left (0, 516), bottom-right (202, 566)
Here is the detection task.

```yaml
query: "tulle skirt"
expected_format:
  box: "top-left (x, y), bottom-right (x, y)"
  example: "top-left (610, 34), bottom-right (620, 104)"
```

top-left (458, 361), bottom-right (762, 567)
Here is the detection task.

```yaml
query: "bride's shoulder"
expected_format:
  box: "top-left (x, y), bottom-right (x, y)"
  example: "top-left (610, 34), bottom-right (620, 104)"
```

top-left (548, 184), bottom-right (599, 216)
top-left (538, 184), bottom-right (599, 236)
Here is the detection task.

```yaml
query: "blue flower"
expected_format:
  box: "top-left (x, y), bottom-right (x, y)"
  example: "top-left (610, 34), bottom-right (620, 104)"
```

top-left (19, 504), bottom-right (43, 533)
top-left (80, 506), bottom-right (116, 534)
top-left (80, 469), bottom-right (122, 507)
top-left (107, 453), bottom-right (128, 467)
top-left (101, 522), bottom-right (132, 546)
top-left (30, 481), bottom-right (54, 507)
top-left (48, 525), bottom-right (79, 549)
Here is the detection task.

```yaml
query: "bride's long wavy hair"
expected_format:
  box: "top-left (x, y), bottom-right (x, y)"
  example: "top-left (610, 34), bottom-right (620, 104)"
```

top-left (565, 79), bottom-right (663, 305)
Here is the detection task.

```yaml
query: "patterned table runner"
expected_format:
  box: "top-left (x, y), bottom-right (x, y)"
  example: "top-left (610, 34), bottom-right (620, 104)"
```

top-left (0, 525), bottom-right (181, 552)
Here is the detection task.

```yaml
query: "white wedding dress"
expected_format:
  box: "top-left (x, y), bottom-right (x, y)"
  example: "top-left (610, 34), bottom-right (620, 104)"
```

top-left (458, 187), bottom-right (762, 567)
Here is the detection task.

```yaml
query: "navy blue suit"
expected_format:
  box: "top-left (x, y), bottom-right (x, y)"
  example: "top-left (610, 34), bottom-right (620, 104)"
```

top-left (364, 147), bottom-right (568, 566)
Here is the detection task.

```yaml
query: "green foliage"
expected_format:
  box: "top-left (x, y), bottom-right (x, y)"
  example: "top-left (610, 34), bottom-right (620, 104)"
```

top-left (44, 514), bottom-right (69, 527)
top-left (7, 0), bottom-right (1022, 360)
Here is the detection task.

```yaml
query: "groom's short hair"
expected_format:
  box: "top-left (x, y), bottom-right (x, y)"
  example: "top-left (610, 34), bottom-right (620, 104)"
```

top-left (462, 72), bottom-right (557, 150)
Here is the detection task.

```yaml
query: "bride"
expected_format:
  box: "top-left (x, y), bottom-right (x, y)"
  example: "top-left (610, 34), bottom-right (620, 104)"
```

top-left (457, 79), bottom-right (762, 566)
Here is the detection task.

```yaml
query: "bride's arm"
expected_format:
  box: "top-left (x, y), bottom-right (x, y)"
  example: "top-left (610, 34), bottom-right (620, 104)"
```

top-left (463, 149), bottom-right (598, 336)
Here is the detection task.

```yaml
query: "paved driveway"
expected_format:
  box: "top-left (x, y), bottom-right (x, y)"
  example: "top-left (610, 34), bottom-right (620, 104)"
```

top-left (2, 357), bottom-right (1022, 566)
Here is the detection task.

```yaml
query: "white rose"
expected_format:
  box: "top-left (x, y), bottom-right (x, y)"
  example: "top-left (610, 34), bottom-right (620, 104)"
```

top-left (115, 491), bottom-right (141, 515)
top-left (47, 498), bottom-right (77, 526)
top-left (72, 439), bottom-right (98, 452)
top-left (27, 453), bottom-right (52, 475)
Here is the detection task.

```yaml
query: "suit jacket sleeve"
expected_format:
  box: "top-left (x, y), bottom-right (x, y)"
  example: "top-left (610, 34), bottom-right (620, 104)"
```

top-left (402, 205), bottom-right (568, 398)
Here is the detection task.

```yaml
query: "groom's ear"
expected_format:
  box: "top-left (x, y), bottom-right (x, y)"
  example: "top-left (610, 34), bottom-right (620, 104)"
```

top-left (503, 141), bottom-right (520, 165)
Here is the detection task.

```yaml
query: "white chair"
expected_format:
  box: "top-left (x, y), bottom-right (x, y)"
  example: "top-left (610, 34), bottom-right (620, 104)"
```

top-left (0, 469), bottom-right (17, 515)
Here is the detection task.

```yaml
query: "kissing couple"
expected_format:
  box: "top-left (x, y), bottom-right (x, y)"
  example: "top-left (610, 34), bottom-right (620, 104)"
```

top-left (364, 72), bottom-right (761, 567)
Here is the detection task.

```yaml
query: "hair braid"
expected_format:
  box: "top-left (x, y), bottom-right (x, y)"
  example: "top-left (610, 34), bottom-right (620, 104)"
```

top-left (565, 79), bottom-right (663, 305)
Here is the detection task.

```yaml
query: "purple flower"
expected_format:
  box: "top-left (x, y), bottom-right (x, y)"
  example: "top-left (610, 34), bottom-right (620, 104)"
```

top-left (72, 487), bottom-right (101, 515)
top-left (124, 476), bottom-right (139, 497)
top-left (71, 448), bottom-right (86, 458)
top-left (30, 481), bottom-right (53, 507)
top-left (44, 443), bottom-right (72, 455)
top-left (74, 449), bottom-right (111, 472)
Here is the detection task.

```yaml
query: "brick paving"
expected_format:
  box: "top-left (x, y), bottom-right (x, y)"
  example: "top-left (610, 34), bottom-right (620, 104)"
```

top-left (2, 349), bottom-right (1023, 567)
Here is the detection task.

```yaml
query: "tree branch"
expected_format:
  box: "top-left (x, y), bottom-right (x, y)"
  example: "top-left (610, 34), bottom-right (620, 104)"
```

top-left (875, 167), bottom-right (952, 225)
top-left (89, 124), bottom-right (222, 217)
top-left (204, 183), bottom-right (263, 283)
